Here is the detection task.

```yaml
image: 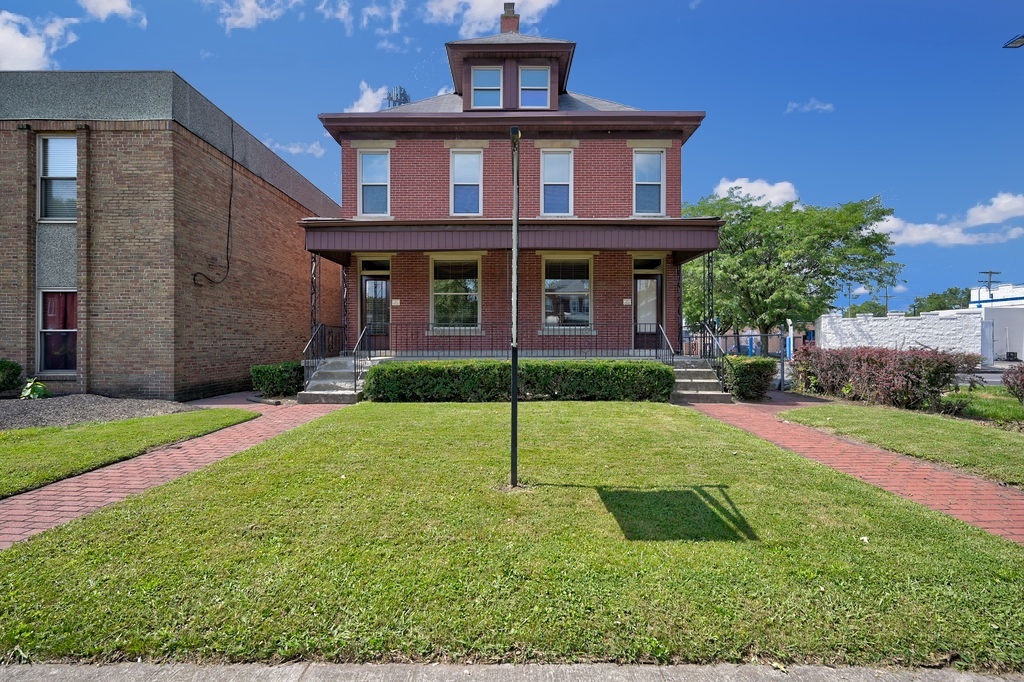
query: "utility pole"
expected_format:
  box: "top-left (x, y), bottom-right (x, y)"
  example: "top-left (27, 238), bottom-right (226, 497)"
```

top-left (979, 270), bottom-right (1001, 300)
top-left (881, 286), bottom-right (891, 314)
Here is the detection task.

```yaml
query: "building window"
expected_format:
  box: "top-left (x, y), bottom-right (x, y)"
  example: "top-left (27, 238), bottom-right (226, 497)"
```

top-left (451, 150), bottom-right (483, 215)
top-left (358, 150), bottom-right (389, 215)
top-left (544, 258), bottom-right (590, 327)
top-left (39, 137), bottom-right (77, 221)
top-left (541, 150), bottom-right (572, 215)
top-left (471, 67), bottom-right (502, 109)
top-left (432, 258), bottom-right (480, 328)
top-left (519, 67), bottom-right (550, 108)
top-left (39, 290), bottom-right (77, 372)
top-left (633, 150), bottom-right (665, 216)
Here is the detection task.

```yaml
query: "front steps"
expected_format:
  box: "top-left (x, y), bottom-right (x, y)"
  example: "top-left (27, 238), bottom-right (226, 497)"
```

top-left (297, 356), bottom-right (361, 404)
top-left (670, 358), bottom-right (733, 405)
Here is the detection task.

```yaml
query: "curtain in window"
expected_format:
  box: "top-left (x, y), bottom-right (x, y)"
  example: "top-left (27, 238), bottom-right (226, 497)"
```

top-left (41, 291), bottom-right (77, 371)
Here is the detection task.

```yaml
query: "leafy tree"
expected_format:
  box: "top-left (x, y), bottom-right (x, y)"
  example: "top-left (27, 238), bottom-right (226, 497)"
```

top-left (682, 189), bottom-right (901, 347)
top-left (910, 286), bottom-right (970, 314)
top-left (846, 299), bottom-right (887, 317)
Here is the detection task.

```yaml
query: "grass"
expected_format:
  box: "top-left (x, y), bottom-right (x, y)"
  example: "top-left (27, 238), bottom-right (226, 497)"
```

top-left (0, 408), bottom-right (256, 499)
top-left (0, 402), bottom-right (1022, 669)
top-left (782, 402), bottom-right (1024, 486)
top-left (948, 385), bottom-right (1024, 424)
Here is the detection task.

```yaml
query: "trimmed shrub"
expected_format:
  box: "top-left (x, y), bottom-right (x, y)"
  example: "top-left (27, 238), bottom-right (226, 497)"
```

top-left (362, 359), bottom-right (674, 403)
top-left (1004, 364), bottom-right (1024, 405)
top-left (251, 361), bottom-right (304, 397)
top-left (722, 355), bottom-right (777, 401)
top-left (0, 359), bottom-right (23, 392)
top-left (792, 346), bottom-right (980, 410)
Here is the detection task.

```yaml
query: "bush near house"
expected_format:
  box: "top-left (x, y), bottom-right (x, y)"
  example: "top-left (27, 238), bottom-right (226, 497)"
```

top-left (250, 361), bottom-right (304, 397)
top-left (1004, 364), bottom-right (1024, 406)
top-left (363, 359), bottom-right (674, 403)
top-left (722, 356), bottom-right (777, 400)
top-left (0, 359), bottom-right (23, 392)
top-left (793, 346), bottom-right (981, 410)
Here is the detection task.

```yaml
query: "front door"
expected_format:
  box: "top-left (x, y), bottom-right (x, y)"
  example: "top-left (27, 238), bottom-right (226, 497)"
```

top-left (361, 275), bottom-right (390, 351)
top-left (634, 274), bottom-right (662, 350)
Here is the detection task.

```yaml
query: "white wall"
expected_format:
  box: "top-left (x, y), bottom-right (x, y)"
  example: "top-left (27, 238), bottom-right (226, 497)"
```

top-left (817, 310), bottom-right (987, 360)
top-left (986, 307), bottom-right (1024, 360)
top-left (971, 283), bottom-right (1024, 308)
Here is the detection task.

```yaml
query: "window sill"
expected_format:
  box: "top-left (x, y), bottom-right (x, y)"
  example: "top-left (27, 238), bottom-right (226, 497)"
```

top-left (353, 215), bottom-right (393, 220)
top-left (36, 372), bottom-right (77, 379)
top-left (427, 327), bottom-right (484, 336)
top-left (631, 214), bottom-right (667, 219)
top-left (538, 326), bottom-right (597, 336)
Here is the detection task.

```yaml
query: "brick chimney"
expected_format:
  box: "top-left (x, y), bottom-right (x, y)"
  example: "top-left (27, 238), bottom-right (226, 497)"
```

top-left (500, 2), bottom-right (520, 33)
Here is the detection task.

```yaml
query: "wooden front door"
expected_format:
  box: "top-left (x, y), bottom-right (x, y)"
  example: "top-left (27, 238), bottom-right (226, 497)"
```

top-left (361, 275), bottom-right (390, 351)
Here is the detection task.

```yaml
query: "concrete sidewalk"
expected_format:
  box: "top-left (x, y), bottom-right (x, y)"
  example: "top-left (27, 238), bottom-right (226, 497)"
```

top-left (0, 662), bottom-right (1020, 682)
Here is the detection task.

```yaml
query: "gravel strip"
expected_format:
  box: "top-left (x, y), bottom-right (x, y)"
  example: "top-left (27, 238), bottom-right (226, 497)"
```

top-left (0, 394), bottom-right (196, 430)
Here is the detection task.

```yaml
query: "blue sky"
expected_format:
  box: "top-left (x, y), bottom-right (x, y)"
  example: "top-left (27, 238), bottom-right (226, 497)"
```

top-left (2, 0), bottom-right (1022, 312)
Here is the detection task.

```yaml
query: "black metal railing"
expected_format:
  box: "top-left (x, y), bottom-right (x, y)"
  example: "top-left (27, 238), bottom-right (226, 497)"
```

top-left (302, 323), bottom-right (343, 386)
top-left (350, 322), bottom-right (676, 362)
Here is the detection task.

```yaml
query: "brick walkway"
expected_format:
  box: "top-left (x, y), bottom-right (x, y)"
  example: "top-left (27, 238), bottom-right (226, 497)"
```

top-left (0, 394), bottom-right (343, 550)
top-left (689, 392), bottom-right (1024, 545)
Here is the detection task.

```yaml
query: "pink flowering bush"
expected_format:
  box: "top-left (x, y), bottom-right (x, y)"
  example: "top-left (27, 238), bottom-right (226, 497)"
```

top-left (1004, 364), bottom-right (1024, 405)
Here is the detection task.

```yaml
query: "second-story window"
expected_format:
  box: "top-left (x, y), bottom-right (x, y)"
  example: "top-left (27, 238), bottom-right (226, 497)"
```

top-left (451, 150), bottom-right (483, 215)
top-left (633, 150), bottom-right (665, 216)
top-left (359, 150), bottom-right (389, 216)
top-left (39, 136), bottom-right (77, 221)
top-left (519, 67), bottom-right (550, 108)
top-left (471, 67), bottom-right (502, 109)
top-left (541, 150), bottom-right (572, 215)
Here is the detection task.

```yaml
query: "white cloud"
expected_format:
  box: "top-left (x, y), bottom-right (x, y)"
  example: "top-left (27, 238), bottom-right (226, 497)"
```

top-left (893, 284), bottom-right (908, 293)
top-left (344, 80), bottom-right (389, 112)
top-left (714, 177), bottom-right (799, 206)
top-left (0, 11), bottom-right (79, 69)
top-left (852, 285), bottom-right (871, 296)
top-left (316, 0), bottom-right (354, 35)
top-left (436, 86), bottom-right (455, 96)
top-left (689, 0), bottom-right (702, 8)
top-left (200, 49), bottom-right (216, 59)
top-left (424, 0), bottom-right (559, 38)
top-left (785, 97), bottom-right (835, 114)
top-left (77, 0), bottom-right (147, 27)
top-left (362, 0), bottom-right (405, 35)
top-left (270, 140), bottom-right (326, 158)
top-left (872, 193), bottom-right (1024, 246)
top-left (213, 0), bottom-right (302, 32)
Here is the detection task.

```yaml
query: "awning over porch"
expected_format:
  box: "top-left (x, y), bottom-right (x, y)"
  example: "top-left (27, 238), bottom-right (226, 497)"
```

top-left (301, 217), bottom-right (721, 265)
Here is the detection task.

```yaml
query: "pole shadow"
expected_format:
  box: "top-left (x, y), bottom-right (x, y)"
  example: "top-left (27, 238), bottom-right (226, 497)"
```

top-left (594, 484), bottom-right (759, 542)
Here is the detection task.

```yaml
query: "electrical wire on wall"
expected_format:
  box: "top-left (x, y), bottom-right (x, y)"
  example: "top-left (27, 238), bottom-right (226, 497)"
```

top-left (192, 119), bottom-right (235, 285)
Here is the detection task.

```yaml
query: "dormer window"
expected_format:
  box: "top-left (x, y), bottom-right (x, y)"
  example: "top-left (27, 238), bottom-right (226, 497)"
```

top-left (471, 67), bottom-right (502, 109)
top-left (519, 67), bottom-right (550, 108)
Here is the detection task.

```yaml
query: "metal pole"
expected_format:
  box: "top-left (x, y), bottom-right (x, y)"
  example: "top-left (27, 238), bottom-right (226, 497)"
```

top-left (510, 126), bottom-right (521, 488)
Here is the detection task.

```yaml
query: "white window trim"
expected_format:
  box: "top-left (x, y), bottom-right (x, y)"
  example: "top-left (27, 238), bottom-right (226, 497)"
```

top-left (540, 149), bottom-right (573, 216)
top-left (471, 66), bottom-right (503, 110)
top-left (37, 288), bottom-right (77, 375)
top-left (38, 135), bottom-right (77, 223)
top-left (633, 149), bottom-right (666, 217)
top-left (450, 149), bottom-right (484, 216)
top-left (430, 253), bottom-right (482, 331)
top-left (541, 254), bottom-right (593, 330)
top-left (357, 149), bottom-right (390, 217)
top-left (519, 66), bottom-right (550, 109)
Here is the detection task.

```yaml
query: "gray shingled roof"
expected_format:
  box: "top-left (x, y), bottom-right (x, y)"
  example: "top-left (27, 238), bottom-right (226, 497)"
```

top-left (379, 91), bottom-right (639, 114)
top-left (446, 32), bottom-right (573, 47)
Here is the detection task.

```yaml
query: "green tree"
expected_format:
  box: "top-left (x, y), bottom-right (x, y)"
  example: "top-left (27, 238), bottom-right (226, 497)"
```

top-left (910, 286), bottom-right (970, 314)
top-left (682, 190), bottom-right (901, 348)
top-left (846, 299), bottom-right (887, 317)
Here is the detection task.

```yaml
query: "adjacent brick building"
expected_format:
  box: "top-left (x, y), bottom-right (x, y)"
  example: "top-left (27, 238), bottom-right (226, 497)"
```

top-left (303, 3), bottom-right (720, 358)
top-left (0, 71), bottom-right (341, 400)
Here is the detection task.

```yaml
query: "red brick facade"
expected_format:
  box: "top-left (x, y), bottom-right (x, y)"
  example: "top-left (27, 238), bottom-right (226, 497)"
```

top-left (0, 118), bottom-right (341, 400)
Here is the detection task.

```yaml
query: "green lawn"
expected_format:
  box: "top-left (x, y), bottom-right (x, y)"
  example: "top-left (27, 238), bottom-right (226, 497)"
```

top-left (782, 402), bottom-right (1024, 486)
top-left (0, 408), bottom-right (256, 499)
top-left (950, 385), bottom-right (1024, 424)
top-left (1, 402), bottom-right (1022, 669)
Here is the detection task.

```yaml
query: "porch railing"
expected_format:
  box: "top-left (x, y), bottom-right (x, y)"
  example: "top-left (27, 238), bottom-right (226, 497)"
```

top-left (350, 322), bottom-right (676, 362)
top-left (302, 323), bottom-right (343, 386)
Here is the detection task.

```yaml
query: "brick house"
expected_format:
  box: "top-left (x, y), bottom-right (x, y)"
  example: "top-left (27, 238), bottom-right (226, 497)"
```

top-left (303, 3), bottom-right (720, 364)
top-left (0, 71), bottom-right (342, 400)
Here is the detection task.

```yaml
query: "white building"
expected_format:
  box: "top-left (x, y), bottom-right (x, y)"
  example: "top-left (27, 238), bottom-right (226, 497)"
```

top-left (971, 283), bottom-right (1024, 308)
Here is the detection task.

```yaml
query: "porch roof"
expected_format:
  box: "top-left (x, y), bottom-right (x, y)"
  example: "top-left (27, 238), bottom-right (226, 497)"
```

top-left (301, 217), bottom-right (721, 265)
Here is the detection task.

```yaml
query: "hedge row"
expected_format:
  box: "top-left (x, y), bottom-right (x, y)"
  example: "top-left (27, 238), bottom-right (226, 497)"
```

top-left (1005, 364), bottom-right (1024, 406)
top-left (250, 361), bottom-right (304, 397)
top-left (0, 359), bottom-right (23, 392)
top-left (363, 359), bottom-right (675, 403)
top-left (793, 346), bottom-right (981, 410)
top-left (722, 356), bottom-right (778, 401)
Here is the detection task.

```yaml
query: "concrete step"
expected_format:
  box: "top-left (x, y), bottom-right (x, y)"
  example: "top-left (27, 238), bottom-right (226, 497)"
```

top-left (674, 368), bottom-right (719, 381)
top-left (297, 390), bottom-right (359, 405)
top-left (671, 391), bottom-right (733, 405)
top-left (674, 378), bottom-right (724, 391)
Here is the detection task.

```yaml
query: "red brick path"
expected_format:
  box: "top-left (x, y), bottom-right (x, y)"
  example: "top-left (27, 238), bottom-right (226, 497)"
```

top-left (689, 392), bottom-right (1024, 545)
top-left (0, 394), bottom-right (342, 550)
